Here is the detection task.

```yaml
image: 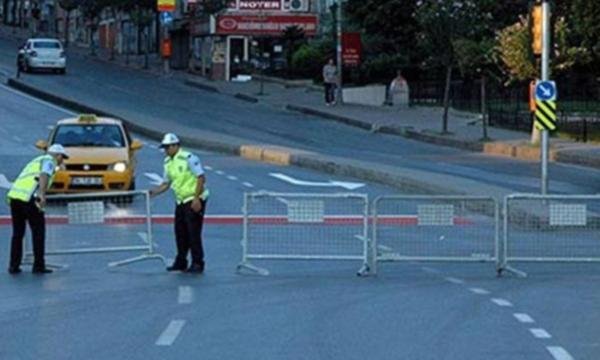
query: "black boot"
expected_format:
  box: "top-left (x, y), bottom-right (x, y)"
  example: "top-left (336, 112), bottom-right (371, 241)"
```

top-left (166, 261), bottom-right (188, 272)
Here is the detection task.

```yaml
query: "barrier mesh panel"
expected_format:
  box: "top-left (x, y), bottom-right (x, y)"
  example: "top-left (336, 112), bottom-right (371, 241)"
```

top-left (505, 196), bottom-right (600, 260)
top-left (29, 191), bottom-right (151, 256)
top-left (374, 196), bottom-right (498, 261)
top-left (244, 193), bottom-right (368, 260)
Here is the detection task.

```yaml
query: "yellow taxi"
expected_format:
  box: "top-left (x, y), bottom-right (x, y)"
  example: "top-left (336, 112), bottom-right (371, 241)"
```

top-left (35, 114), bottom-right (143, 193)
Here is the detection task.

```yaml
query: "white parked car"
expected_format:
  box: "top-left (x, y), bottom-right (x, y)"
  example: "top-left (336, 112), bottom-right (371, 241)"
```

top-left (17, 38), bottom-right (66, 74)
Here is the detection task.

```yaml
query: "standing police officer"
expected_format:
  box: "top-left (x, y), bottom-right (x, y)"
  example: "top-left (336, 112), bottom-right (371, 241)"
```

top-left (150, 134), bottom-right (209, 274)
top-left (7, 144), bottom-right (69, 274)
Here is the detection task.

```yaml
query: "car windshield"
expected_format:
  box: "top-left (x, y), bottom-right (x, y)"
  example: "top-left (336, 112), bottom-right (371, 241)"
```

top-left (52, 124), bottom-right (125, 147)
top-left (33, 41), bottom-right (61, 49)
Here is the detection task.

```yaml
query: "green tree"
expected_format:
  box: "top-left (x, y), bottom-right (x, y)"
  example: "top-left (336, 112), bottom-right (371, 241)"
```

top-left (570, 0), bottom-right (600, 74)
top-left (282, 26), bottom-right (306, 78)
top-left (415, 0), bottom-right (493, 134)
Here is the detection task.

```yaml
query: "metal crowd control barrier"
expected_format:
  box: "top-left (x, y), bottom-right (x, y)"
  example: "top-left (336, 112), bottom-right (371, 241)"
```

top-left (23, 190), bottom-right (167, 269)
top-left (372, 195), bottom-right (500, 274)
top-left (501, 194), bottom-right (600, 277)
top-left (237, 192), bottom-right (370, 276)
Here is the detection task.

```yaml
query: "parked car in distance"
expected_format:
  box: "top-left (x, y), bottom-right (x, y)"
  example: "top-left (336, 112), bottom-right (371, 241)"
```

top-left (17, 38), bottom-right (66, 74)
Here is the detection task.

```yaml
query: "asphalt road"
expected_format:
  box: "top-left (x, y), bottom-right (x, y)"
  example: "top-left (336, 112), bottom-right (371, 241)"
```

top-left (1, 79), bottom-right (600, 360)
top-left (1, 37), bottom-right (600, 196)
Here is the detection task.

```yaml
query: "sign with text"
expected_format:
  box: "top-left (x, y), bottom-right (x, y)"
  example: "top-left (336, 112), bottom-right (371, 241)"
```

top-left (342, 32), bottom-right (361, 66)
top-left (157, 0), bottom-right (175, 12)
top-left (239, 0), bottom-right (281, 10)
top-left (216, 14), bottom-right (318, 36)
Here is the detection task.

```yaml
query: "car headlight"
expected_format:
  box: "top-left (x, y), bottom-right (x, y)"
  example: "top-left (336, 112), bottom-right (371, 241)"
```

top-left (112, 162), bottom-right (127, 173)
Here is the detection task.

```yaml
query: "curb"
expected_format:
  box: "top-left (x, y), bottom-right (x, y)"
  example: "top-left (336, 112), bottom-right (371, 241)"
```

top-left (285, 104), bottom-right (373, 131)
top-left (234, 93), bottom-right (259, 103)
top-left (286, 104), bottom-right (485, 152)
top-left (183, 79), bottom-right (220, 93)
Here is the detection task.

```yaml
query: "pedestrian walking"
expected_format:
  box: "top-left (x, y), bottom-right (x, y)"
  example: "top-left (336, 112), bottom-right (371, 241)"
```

top-left (322, 58), bottom-right (337, 106)
top-left (7, 144), bottom-right (69, 274)
top-left (149, 133), bottom-right (209, 274)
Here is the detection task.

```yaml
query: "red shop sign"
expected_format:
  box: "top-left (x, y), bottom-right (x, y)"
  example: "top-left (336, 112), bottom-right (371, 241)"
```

top-left (216, 14), bottom-right (318, 36)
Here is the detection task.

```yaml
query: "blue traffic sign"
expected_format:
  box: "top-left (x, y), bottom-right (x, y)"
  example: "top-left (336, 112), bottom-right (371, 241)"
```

top-left (535, 80), bottom-right (557, 101)
top-left (160, 11), bottom-right (173, 25)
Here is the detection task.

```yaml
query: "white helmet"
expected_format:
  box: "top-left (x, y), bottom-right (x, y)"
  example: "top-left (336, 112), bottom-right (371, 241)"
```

top-left (47, 144), bottom-right (69, 159)
top-left (160, 133), bottom-right (180, 148)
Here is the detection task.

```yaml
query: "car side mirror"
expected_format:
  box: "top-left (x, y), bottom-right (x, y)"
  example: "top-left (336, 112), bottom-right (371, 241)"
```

top-left (130, 140), bottom-right (143, 151)
top-left (35, 140), bottom-right (48, 150)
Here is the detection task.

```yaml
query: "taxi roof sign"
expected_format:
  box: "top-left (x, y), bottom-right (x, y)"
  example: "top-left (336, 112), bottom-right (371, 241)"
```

top-left (78, 114), bottom-right (98, 123)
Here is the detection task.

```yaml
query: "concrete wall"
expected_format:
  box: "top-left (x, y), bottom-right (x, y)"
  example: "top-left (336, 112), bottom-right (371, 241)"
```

top-left (342, 85), bottom-right (386, 106)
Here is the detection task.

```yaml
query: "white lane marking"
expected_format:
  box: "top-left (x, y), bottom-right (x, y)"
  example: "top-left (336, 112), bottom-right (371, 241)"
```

top-left (421, 266), bottom-right (439, 274)
top-left (269, 172), bottom-right (365, 190)
top-left (12, 135), bottom-right (22, 142)
top-left (155, 320), bottom-right (186, 346)
top-left (491, 298), bottom-right (513, 307)
top-left (514, 313), bottom-right (535, 324)
top-left (0, 84), bottom-right (76, 115)
top-left (204, 166), bottom-right (213, 171)
top-left (547, 346), bottom-right (574, 360)
top-left (242, 182), bottom-right (254, 188)
top-left (469, 288), bottom-right (490, 295)
top-left (144, 172), bottom-right (164, 186)
top-left (444, 277), bottom-right (464, 285)
top-left (215, 170), bottom-right (225, 175)
top-left (0, 174), bottom-right (12, 189)
top-left (530, 328), bottom-right (552, 339)
top-left (178, 286), bottom-right (193, 304)
top-left (227, 175), bottom-right (238, 181)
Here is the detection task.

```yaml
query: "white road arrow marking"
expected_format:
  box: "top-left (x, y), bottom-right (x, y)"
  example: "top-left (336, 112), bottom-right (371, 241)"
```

top-left (269, 173), bottom-right (365, 190)
top-left (0, 174), bottom-right (12, 189)
top-left (144, 172), bottom-right (164, 186)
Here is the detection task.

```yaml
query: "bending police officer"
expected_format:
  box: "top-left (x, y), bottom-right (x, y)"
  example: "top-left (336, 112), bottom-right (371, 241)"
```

top-left (7, 144), bottom-right (69, 274)
top-left (150, 134), bottom-right (209, 274)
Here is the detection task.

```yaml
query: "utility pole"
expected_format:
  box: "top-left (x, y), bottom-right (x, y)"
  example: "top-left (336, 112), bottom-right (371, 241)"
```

top-left (335, 0), bottom-right (342, 105)
top-left (540, 0), bottom-right (550, 195)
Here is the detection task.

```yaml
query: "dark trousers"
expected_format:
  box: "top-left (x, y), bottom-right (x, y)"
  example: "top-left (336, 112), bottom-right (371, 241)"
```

top-left (324, 83), bottom-right (336, 104)
top-left (173, 200), bottom-right (207, 266)
top-left (9, 198), bottom-right (46, 269)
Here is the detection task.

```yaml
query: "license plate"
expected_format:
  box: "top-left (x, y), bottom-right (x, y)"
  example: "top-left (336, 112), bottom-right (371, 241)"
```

top-left (71, 177), bottom-right (102, 185)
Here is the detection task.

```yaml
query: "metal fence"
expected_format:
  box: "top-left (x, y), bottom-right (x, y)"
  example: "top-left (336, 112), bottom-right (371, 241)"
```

top-left (372, 196), bottom-right (500, 274)
top-left (501, 194), bottom-right (600, 277)
top-left (23, 190), bottom-right (166, 269)
top-left (237, 192), bottom-right (370, 276)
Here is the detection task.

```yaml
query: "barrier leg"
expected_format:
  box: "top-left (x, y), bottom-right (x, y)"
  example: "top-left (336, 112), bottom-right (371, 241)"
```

top-left (236, 261), bottom-right (269, 276)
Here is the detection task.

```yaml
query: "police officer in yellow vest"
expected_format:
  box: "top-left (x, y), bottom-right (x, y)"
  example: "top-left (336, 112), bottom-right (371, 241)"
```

top-left (7, 144), bottom-right (69, 274)
top-left (150, 134), bottom-right (209, 274)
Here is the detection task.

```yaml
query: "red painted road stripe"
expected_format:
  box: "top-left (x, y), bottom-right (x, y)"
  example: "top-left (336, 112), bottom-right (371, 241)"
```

top-left (0, 215), bottom-right (474, 226)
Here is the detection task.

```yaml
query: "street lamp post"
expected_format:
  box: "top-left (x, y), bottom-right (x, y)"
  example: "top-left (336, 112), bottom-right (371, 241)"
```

top-left (540, 0), bottom-right (550, 195)
top-left (335, 0), bottom-right (342, 105)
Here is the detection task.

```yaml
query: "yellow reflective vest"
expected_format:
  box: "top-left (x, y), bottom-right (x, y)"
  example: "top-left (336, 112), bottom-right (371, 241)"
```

top-left (7, 154), bottom-right (56, 202)
top-left (164, 149), bottom-right (209, 204)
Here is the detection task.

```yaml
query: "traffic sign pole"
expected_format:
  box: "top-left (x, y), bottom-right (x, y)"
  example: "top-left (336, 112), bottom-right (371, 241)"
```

top-left (541, 0), bottom-right (550, 195)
